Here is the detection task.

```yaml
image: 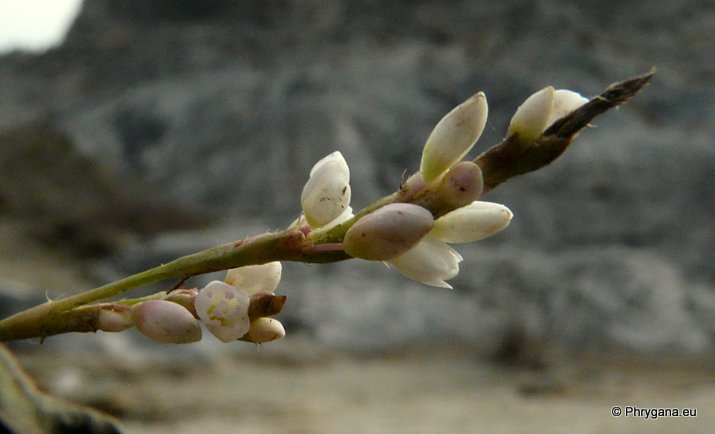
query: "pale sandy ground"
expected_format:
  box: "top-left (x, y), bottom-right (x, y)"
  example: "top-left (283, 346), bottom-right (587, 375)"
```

top-left (13, 344), bottom-right (715, 434)
top-left (3, 218), bottom-right (715, 433)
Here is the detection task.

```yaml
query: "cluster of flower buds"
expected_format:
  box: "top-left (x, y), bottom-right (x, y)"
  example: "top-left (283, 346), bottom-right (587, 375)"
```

top-left (96, 84), bottom-right (588, 342)
top-left (98, 262), bottom-right (286, 345)
top-left (301, 86), bottom-right (588, 288)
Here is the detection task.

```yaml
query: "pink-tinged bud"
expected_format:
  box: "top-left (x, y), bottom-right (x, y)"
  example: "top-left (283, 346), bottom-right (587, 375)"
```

top-left (241, 318), bottom-right (286, 344)
top-left (224, 262), bottom-right (282, 296)
top-left (343, 203), bottom-right (434, 261)
top-left (132, 300), bottom-right (202, 344)
top-left (195, 281), bottom-right (251, 343)
top-left (420, 92), bottom-right (488, 182)
top-left (436, 161), bottom-right (484, 209)
top-left (97, 304), bottom-right (133, 333)
top-left (431, 201), bottom-right (513, 243)
top-left (162, 288), bottom-right (199, 317)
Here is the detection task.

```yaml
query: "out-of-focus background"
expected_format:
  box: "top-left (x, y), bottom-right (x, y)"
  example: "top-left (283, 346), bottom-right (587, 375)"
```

top-left (0, 1), bottom-right (713, 432)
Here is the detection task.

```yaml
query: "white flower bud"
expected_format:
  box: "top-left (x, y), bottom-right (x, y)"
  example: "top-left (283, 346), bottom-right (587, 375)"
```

top-left (509, 87), bottom-right (589, 145)
top-left (508, 86), bottom-right (555, 145)
top-left (301, 151), bottom-right (352, 228)
top-left (420, 92), bottom-right (488, 182)
top-left (194, 281), bottom-right (251, 343)
top-left (385, 236), bottom-right (463, 289)
top-left (224, 261), bottom-right (282, 296)
top-left (431, 201), bottom-right (513, 244)
top-left (132, 300), bottom-right (202, 344)
top-left (98, 304), bottom-right (133, 333)
top-left (344, 203), bottom-right (434, 261)
top-left (242, 318), bottom-right (286, 343)
top-left (547, 89), bottom-right (589, 126)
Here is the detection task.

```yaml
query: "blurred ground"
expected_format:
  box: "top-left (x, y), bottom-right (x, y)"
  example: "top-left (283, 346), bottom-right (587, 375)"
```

top-left (13, 343), bottom-right (715, 434)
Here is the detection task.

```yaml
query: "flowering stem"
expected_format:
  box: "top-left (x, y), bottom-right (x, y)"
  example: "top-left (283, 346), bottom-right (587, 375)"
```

top-left (0, 71), bottom-right (653, 341)
top-left (475, 69), bottom-right (654, 192)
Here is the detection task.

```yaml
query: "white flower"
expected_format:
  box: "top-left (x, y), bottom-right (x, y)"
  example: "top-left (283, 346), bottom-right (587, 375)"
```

top-left (385, 201), bottom-right (512, 288)
top-left (195, 261), bottom-right (285, 343)
top-left (194, 281), bottom-right (251, 343)
top-left (301, 151), bottom-right (352, 228)
top-left (386, 235), bottom-right (463, 288)
top-left (343, 203), bottom-right (434, 261)
top-left (508, 87), bottom-right (588, 145)
top-left (420, 92), bottom-right (488, 182)
top-left (431, 201), bottom-right (513, 243)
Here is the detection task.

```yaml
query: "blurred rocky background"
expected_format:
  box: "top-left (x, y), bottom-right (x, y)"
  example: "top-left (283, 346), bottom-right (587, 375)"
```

top-left (0, 1), bottom-right (714, 430)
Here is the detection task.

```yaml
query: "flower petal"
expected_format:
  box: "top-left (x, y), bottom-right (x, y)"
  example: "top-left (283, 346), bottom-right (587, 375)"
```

top-left (431, 201), bottom-right (513, 243)
top-left (385, 236), bottom-right (463, 288)
top-left (420, 92), bottom-right (488, 182)
top-left (195, 281), bottom-right (251, 343)
top-left (224, 262), bottom-right (282, 295)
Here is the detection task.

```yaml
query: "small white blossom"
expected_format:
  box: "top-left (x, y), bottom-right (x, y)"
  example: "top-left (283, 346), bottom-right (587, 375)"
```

top-left (420, 92), bottom-right (488, 182)
top-left (384, 201), bottom-right (512, 288)
top-left (301, 151), bottom-right (352, 228)
top-left (194, 280), bottom-right (251, 343)
top-left (431, 201), bottom-right (512, 243)
top-left (508, 87), bottom-right (588, 145)
top-left (385, 235), bottom-right (463, 288)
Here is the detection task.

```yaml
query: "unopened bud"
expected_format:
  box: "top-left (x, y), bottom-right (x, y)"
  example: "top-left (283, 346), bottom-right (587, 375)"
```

top-left (132, 300), bottom-right (202, 344)
top-left (97, 304), bottom-right (133, 333)
top-left (163, 288), bottom-right (199, 317)
top-left (344, 203), bottom-right (434, 261)
top-left (508, 86), bottom-right (555, 146)
top-left (508, 87), bottom-right (589, 145)
top-left (241, 318), bottom-right (286, 343)
top-left (224, 262), bottom-right (282, 295)
top-left (547, 89), bottom-right (589, 126)
top-left (431, 201), bottom-right (513, 243)
top-left (420, 92), bottom-right (488, 182)
top-left (195, 281), bottom-right (251, 343)
top-left (301, 151), bottom-right (352, 228)
top-left (248, 293), bottom-right (287, 320)
top-left (436, 161), bottom-right (484, 209)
